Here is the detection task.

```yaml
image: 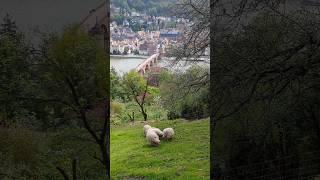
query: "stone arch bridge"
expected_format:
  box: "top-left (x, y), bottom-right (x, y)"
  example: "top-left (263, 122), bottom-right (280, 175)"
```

top-left (136, 53), bottom-right (160, 75)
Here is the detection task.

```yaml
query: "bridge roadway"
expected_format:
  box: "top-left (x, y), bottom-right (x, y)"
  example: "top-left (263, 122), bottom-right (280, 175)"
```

top-left (136, 53), bottom-right (160, 75)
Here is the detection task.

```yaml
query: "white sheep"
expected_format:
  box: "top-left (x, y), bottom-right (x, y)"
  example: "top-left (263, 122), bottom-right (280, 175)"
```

top-left (143, 124), bottom-right (151, 136)
top-left (151, 127), bottom-right (163, 137)
top-left (143, 125), bottom-right (163, 137)
top-left (162, 128), bottom-right (174, 140)
top-left (146, 128), bottom-right (160, 146)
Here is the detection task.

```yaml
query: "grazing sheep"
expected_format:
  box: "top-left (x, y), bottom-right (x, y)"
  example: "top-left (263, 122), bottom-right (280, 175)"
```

top-left (162, 128), bottom-right (174, 140)
top-left (146, 128), bottom-right (160, 146)
top-left (151, 127), bottom-right (163, 138)
top-left (143, 125), bottom-right (163, 137)
top-left (143, 125), bottom-right (151, 136)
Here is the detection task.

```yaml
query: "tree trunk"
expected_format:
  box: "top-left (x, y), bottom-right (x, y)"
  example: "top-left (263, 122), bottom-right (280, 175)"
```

top-left (79, 109), bottom-right (110, 180)
top-left (72, 159), bottom-right (77, 180)
top-left (56, 167), bottom-right (69, 180)
top-left (141, 106), bottom-right (147, 121)
top-left (99, 141), bottom-right (110, 179)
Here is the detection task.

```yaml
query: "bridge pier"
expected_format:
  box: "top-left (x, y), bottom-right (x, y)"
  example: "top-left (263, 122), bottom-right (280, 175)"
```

top-left (136, 53), bottom-right (161, 75)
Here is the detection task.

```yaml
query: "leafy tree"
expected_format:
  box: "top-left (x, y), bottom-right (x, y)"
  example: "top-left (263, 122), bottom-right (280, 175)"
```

top-left (112, 14), bottom-right (124, 26)
top-left (123, 71), bottom-right (148, 121)
top-left (160, 66), bottom-right (209, 120)
top-left (112, 0), bottom-right (176, 16)
top-left (0, 15), bottom-right (31, 127)
top-left (31, 25), bottom-right (110, 178)
top-left (129, 20), bottom-right (141, 32)
top-left (210, 2), bottom-right (320, 177)
top-left (110, 68), bottom-right (127, 101)
top-left (0, 14), bottom-right (17, 38)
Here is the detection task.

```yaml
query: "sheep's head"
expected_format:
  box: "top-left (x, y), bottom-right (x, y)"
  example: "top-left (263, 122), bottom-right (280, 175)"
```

top-left (144, 125), bottom-right (151, 130)
top-left (144, 125), bottom-right (152, 136)
top-left (151, 134), bottom-right (160, 146)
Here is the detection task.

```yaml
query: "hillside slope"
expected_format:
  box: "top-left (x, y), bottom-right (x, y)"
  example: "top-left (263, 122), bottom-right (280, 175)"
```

top-left (111, 119), bottom-right (210, 179)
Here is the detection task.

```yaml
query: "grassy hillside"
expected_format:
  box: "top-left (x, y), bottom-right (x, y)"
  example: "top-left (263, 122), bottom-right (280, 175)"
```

top-left (110, 119), bottom-right (210, 179)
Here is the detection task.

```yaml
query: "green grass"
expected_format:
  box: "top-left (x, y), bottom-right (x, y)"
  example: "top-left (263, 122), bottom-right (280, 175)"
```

top-left (111, 101), bottom-right (168, 125)
top-left (111, 119), bottom-right (210, 179)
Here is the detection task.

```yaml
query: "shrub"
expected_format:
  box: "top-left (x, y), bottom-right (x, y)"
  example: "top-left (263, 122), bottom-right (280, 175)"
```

top-left (167, 111), bottom-right (180, 120)
top-left (6, 128), bottom-right (39, 165)
top-left (111, 101), bottom-right (124, 115)
top-left (160, 66), bottom-right (210, 120)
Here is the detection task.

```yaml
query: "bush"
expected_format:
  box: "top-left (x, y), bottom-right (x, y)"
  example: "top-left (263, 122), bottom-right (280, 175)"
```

top-left (5, 128), bottom-right (39, 165)
top-left (160, 66), bottom-right (210, 120)
top-left (111, 101), bottom-right (124, 115)
top-left (0, 128), bottom-right (40, 179)
top-left (167, 111), bottom-right (180, 120)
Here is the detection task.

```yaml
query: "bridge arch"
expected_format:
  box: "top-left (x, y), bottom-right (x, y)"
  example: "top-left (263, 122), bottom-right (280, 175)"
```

top-left (136, 53), bottom-right (160, 75)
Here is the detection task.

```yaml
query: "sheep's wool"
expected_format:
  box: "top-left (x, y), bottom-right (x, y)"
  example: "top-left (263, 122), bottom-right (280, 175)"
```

top-left (146, 129), bottom-right (160, 146)
top-left (163, 128), bottom-right (174, 139)
top-left (143, 125), bottom-right (151, 136)
top-left (151, 127), bottom-right (163, 137)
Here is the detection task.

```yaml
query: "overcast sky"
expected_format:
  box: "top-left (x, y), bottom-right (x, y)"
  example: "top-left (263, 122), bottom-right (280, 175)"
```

top-left (0, 0), bottom-right (104, 37)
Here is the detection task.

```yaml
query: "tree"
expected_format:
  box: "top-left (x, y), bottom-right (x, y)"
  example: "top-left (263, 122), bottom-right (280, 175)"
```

top-left (110, 68), bottom-right (127, 101)
top-left (170, 0), bottom-right (210, 61)
top-left (31, 25), bottom-right (110, 178)
top-left (210, 1), bottom-right (320, 177)
top-left (170, 0), bottom-right (320, 177)
top-left (0, 15), bottom-right (31, 127)
top-left (112, 14), bottom-right (124, 26)
top-left (0, 14), bottom-right (17, 38)
top-left (123, 71), bottom-right (148, 121)
top-left (159, 66), bottom-right (210, 120)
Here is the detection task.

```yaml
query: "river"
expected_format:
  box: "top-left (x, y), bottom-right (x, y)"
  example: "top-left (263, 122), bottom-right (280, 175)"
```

top-left (110, 55), bottom-right (209, 75)
top-left (110, 55), bottom-right (147, 75)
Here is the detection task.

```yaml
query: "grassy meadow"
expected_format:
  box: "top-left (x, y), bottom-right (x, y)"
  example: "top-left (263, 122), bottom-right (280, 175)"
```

top-left (110, 119), bottom-right (210, 179)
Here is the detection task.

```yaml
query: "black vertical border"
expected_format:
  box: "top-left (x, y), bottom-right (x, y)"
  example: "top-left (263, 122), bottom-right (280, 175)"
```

top-left (210, 0), bottom-right (214, 179)
top-left (106, 0), bottom-right (111, 179)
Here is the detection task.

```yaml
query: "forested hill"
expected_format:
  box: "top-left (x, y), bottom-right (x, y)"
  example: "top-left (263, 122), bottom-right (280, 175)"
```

top-left (111, 0), bottom-right (177, 16)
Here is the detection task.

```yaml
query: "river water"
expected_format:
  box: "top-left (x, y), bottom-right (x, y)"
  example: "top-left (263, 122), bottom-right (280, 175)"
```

top-left (110, 55), bottom-right (210, 75)
top-left (110, 55), bottom-right (147, 75)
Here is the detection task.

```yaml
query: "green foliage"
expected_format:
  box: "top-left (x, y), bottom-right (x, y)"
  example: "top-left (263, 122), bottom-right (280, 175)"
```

top-left (129, 20), bottom-right (141, 32)
top-left (0, 21), bottom-right (110, 179)
top-left (147, 86), bottom-right (160, 97)
top-left (47, 25), bottom-right (108, 99)
top-left (0, 128), bottom-right (106, 179)
top-left (0, 128), bottom-right (39, 165)
top-left (111, 0), bottom-right (176, 16)
top-left (31, 25), bottom-right (109, 128)
top-left (111, 101), bottom-right (124, 115)
top-left (165, 21), bottom-right (177, 28)
top-left (212, 9), bottom-right (320, 175)
top-left (0, 128), bottom-right (40, 179)
top-left (110, 101), bottom-right (167, 123)
top-left (0, 17), bottom-right (32, 127)
top-left (160, 66), bottom-right (210, 120)
top-left (46, 129), bottom-right (105, 179)
top-left (122, 71), bottom-right (150, 121)
top-left (112, 14), bottom-right (125, 25)
top-left (111, 68), bottom-right (127, 101)
top-left (123, 71), bottom-right (147, 97)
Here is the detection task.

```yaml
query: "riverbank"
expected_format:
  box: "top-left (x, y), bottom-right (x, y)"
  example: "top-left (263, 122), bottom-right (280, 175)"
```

top-left (111, 54), bottom-right (148, 59)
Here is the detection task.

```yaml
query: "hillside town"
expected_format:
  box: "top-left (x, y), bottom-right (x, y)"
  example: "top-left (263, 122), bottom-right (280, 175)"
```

top-left (110, 5), bottom-right (190, 56)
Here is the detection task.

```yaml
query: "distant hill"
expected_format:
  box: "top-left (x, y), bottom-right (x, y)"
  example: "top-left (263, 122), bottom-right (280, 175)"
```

top-left (111, 0), bottom-right (177, 16)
